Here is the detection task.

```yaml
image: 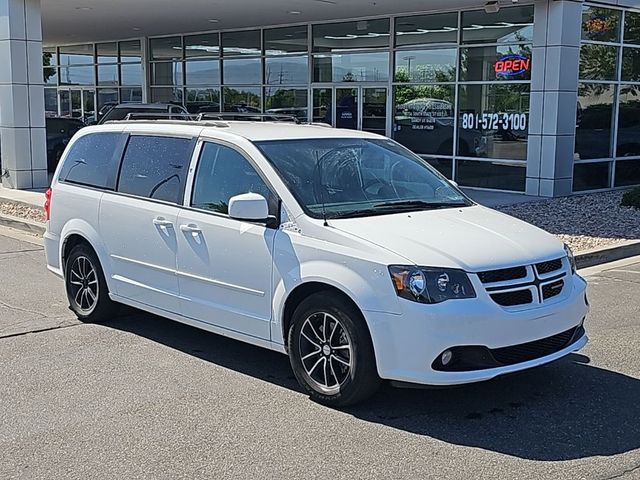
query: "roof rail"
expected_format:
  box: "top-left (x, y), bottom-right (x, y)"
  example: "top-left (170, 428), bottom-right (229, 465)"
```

top-left (196, 112), bottom-right (301, 123)
top-left (123, 112), bottom-right (195, 121)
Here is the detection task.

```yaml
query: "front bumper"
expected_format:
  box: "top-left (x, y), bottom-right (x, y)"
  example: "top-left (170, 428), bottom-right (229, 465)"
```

top-left (365, 274), bottom-right (589, 386)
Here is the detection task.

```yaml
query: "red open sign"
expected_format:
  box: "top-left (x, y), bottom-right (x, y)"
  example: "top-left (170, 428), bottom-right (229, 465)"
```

top-left (494, 55), bottom-right (530, 77)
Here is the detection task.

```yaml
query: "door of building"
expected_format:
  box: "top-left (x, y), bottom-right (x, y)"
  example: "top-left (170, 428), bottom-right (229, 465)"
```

top-left (313, 86), bottom-right (387, 136)
top-left (58, 89), bottom-right (96, 124)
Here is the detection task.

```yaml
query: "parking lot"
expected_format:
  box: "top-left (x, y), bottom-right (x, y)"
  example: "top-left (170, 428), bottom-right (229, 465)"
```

top-left (1, 224), bottom-right (639, 480)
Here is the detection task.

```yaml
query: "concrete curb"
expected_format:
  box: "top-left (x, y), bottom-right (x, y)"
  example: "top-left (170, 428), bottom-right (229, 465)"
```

top-left (0, 213), bottom-right (46, 235)
top-left (575, 240), bottom-right (640, 269)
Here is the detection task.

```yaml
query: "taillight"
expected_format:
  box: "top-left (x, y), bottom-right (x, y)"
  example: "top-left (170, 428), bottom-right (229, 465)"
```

top-left (44, 188), bottom-right (52, 221)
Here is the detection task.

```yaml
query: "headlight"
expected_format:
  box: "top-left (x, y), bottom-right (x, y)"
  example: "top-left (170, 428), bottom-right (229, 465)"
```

top-left (564, 244), bottom-right (577, 274)
top-left (389, 266), bottom-right (476, 304)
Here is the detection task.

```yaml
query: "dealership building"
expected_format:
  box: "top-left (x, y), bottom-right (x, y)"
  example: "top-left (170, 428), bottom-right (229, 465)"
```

top-left (1, 0), bottom-right (639, 195)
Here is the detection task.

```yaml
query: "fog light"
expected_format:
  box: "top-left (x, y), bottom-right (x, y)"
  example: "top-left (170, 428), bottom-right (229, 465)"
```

top-left (441, 350), bottom-right (453, 366)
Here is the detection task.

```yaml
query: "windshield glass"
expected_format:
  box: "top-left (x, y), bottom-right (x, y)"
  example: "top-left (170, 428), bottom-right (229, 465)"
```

top-left (255, 138), bottom-right (472, 219)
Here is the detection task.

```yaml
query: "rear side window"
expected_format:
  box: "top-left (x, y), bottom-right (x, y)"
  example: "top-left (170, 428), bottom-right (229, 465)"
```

top-left (59, 132), bottom-right (124, 189)
top-left (117, 135), bottom-right (194, 204)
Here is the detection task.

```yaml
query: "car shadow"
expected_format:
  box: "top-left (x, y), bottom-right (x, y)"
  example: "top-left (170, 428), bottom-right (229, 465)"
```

top-left (106, 310), bottom-right (640, 462)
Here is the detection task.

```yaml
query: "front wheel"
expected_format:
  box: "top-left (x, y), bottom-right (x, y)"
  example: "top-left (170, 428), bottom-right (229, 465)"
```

top-left (288, 293), bottom-right (381, 407)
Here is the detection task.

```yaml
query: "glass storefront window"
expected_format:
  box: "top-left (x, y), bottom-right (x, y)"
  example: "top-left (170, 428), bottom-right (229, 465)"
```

top-left (265, 87), bottom-right (308, 120)
top-left (150, 61), bottom-right (184, 86)
top-left (313, 19), bottom-right (390, 52)
top-left (424, 158), bottom-right (453, 178)
top-left (97, 64), bottom-right (118, 86)
top-left (185, 33), bottom-right (220, 58)
top-left (185, 88), bottom-right (220, 113)
top-left (265, 26), bottom-right (308, 55)
top-left (223, 58), bottom-right (262, 84)
top-left (395, 13), bottom-right (458, 47)
top-left (460, 45), bottom-right (532, 82)
top-left (573, 162), bottom-right (611, 191)
top-left (44, 67), bottom-right (58, 86)
top-left (120, 40), bottom-right (142, 63)
top-left (625, 12), bottom-right (640, 45)
top-left (393, 85), bottom-right (455, 156)
top-left (394, 49), bottom-right (456, 83)
top-left (59, 44), bottom-right (94, 65)
top-left (457, 160), bottom-right (526, 191)
top-left (97, 43), bottom-right (118, 64)
top-left (97, 89), bottom-right (119, 115)
top-left (151, 87), bottom-right (183, 104)
top-left (222, 30), bottom-right (261, 56)
top-left (617, 85), bottom-right (640, 157)
top-left (185, 59), bottom-right (221, 85)
top-left (120, 63), bottom-right (143, 86)
top-left (581, 7), bottom-right (621, 43)
top-left (579, 44), bottom-right (618, 81)
top-left (622, 47), bottom-right (640, 82)
top-left (43, 47), bottom-right (57, 66)
top-left (150, 36), bottom-right (182, 61)
top-left (313, 52), bottom-right (389, 82)
top-left (313, 88), bottom-right (332, 124)
top-left (615, 160), bottom-right (640, 187)
top-left (462, 7), bottom-right (534, 45)
top-left (457, 84), bottom-right (530, 160)
top-left (44, 88), bottom-right (58, 116)
top-left (575, 83), bottom-right (615, 160)
top-left (59, 66), bottom-right (95, 86)
top-left (265, 56), bottom-right (308, 84)
top-left (121, 87), bottom-right (143, 103)
top-left (223, 87), bottom-right (261, 111)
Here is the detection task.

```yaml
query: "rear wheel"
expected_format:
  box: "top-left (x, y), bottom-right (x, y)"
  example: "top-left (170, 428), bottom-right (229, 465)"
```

top-left (64, 244), bottom-right (118, 323)
top-left (288, 292), bottom-right (381, 407)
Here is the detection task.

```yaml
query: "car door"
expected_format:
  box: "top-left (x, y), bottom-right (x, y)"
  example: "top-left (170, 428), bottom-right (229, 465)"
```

top-left (99, 133), bottom-right (196, 313)
top-left (176, 140), bottom-right (277, 340)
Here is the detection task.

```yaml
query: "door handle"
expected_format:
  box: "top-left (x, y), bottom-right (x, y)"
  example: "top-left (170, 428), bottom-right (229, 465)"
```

top-left (180, 224), bottom-right (202, 236)
top-left (153, 217), bottom-right (173, 229)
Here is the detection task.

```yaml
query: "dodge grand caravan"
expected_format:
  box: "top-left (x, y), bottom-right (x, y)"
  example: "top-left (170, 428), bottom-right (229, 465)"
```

top-left (44, 121), bottom-right (589, 406)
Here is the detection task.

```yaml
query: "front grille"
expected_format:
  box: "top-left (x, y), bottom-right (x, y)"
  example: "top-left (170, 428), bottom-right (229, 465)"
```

top-left (542, 280), bottom-right (564, 300)
top-left (490, 289), bottom-right (533, 307)
top-left (536, 258), bottom-right (563, 275)
top-left (478, 266), bottom-right (527, 284)
top-left (491, 327), bottom-right (580, 365)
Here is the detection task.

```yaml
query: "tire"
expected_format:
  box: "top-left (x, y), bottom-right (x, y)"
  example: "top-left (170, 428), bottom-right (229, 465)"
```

top-left (288, 292), bottom-right (381, 407)
top-left (64, 244), bottom-right (118, 323)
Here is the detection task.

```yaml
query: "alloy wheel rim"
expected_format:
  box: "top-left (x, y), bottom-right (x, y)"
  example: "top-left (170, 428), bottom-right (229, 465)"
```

top-left (299, 312), bottom-right (353, 393)
top-left (69, 256), bottom-right (99, 313)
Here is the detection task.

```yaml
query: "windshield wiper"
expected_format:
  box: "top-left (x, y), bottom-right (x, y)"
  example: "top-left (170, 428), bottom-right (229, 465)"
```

top-left (373, 200), bottom-right (469, 210)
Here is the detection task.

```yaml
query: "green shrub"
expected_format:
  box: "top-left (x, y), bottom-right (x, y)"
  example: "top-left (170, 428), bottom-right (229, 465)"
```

top-left (621, 187), bottom-right (640, 209)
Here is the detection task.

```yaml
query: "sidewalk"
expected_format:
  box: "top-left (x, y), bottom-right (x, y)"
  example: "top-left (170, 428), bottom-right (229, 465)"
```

top-left (0, 185), bottom-right (44, 208)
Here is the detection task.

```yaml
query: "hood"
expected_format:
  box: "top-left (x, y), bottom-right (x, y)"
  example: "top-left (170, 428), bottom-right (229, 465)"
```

top-left (330, 205), bottom-right (565, 272)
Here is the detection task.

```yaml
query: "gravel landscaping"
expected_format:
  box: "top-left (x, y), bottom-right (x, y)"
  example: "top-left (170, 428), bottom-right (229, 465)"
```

top-left (495, 190), bottom-right (640, 252)
top-left (0, 201), bottom-right (46, 223)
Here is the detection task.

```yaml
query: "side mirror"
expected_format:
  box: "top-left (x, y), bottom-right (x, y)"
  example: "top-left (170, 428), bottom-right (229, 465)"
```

top-left (228, 193), bottom-right (269, 222)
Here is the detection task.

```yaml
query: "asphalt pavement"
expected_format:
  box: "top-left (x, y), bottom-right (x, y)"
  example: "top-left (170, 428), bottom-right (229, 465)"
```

top-left (0, 224), bottom-right (639, 480)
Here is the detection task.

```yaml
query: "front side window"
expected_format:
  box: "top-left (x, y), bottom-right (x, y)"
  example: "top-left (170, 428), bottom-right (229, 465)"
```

top-left (59, 133), bottom-right (124, 189)
top-left (191, 142), bottom-right (274, 215)
top-left (255, 138), bottom-right (470, 219)
top-left (117, 135), bottom-right (194, 204)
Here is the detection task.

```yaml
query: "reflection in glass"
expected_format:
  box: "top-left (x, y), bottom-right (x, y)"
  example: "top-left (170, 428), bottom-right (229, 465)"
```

top-left (313, 88), bottom-right (333, 125)
top-left (265, 88), bottom-right (308, 120)
top-left (457, 160), bottom-right (526, 191)
top-left (393, 85), bottom-right (455, 155)
top-left (462, 6), bottom-right (534, 44)
top-left (59, 90), bottom-right (70, 117)
top-left (314, 52), bottom-right (389, 82)
top-left (185, 33), bottom-right (220, 57)
top-left (150, 87), bottom-right (183, 104)
top-left (150, 62), bottom-right (184, 86)
top-left (622, 48), bottom-right (640, 82)
top-left (575, 83), bottom-right (615, 160)
top-left (457, 84), bottom-right (530, 160)
top-left (186, 88), bottom-right (220, 113)
top-left (581, 6), bottom-right (621, 42)
top-left (149, 37), bottom-right (182, 61)
top-left (265, 26), bottom-right (308, 55)
top-left (59, 66), bottom-right (95, 86)
top-left (97, 64), bottom-right (119, 86)
top-left (97, 89), bottom-right (119, 117)
top-left (573, 162), bottom-right (610, 191)
top-left (185, 60), bottom-right (221, 85)
top-left (43, 47), bottom-right (57, 66)
top-left (615, 160), bottom-right (640, 187)
top-left (223, 58), bottom-right (262, 84)
top-left (617, 86), bottom-right (640, 157)
top-left (121, 63), bottom-right (143, 86)
top-left (335, 88), bottom-right (358, 129)
top-left (425, 157), bottom-right (453, 178)
top-left (579, 44), bottom-right (618, 81)
top-left (223, 87), bottom-right (261, 111)
top-left (625, 12), bottom-right (640, 45)
top-left (394, 49), bottom-right (456, 83)
top-left (395, 13), bottom-right (458, 46)
top-left (121, 87), bottom-right (143, 103)
top-left (44, 88), bottom-right (58, 115)
top-left (362, 88), bottom-right (387, 135)
top-left (460, 45), bottom-right (532, 82)
top-left (59, 44), bottom-right (94, 65)
top-left (222, 30), bottom-right (261, 56)
top-left (120, 40), bottom-right (142, 62)
top-left (97, 43), bottom-right (118, 64)
top-left (265, 56), bottom-right (308, 84)
top-left (44, 67), bottom-right (58, 85)
top-left (313, 19), bottom-right (390, 52)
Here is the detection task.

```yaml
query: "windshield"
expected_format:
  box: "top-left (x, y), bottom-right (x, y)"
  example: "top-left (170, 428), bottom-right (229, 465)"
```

top-left (255, 138), bottom-right (472, 219)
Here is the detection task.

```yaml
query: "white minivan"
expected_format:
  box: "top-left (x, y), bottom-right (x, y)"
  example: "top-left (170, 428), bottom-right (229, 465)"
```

top-left (44, 121), bottom-right (589, 406)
